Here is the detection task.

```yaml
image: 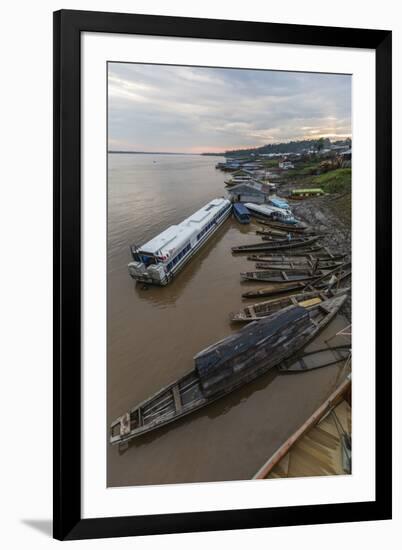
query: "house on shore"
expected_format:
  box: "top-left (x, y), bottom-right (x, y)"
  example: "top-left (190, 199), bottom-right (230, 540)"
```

top-left (227, 181), bottom-right (271, 204)
top-left (279, 160), bottom-right (295, 170)
top-left (339, 149), bottom-right (352, 168)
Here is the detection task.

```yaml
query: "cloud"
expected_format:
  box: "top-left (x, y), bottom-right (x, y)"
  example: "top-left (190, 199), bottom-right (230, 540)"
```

top-left (108, 63), bottom-right (351, 153)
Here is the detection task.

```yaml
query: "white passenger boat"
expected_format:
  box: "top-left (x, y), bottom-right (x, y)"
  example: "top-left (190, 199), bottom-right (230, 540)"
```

top-left (128, 198), bottom-right (232, 285)
top-left (244, 202), bottom-right (296, 224)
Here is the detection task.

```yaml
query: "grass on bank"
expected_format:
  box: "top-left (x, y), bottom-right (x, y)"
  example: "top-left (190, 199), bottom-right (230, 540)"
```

top-left (311, 168), bottom-right (351, 194)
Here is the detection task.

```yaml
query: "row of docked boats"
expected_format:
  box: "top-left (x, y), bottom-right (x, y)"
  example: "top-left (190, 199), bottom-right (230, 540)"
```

top-left (114, 193), bottom-right (351, 449)
top-left (241, 263), bottom-right (351, 298)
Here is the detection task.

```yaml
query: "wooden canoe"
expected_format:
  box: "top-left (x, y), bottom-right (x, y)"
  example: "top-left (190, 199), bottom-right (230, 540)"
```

top-left (230, 289), bottom-right (348, 323)
top-left (110, 295), bottom-right (347, 445)
top-left (255, 260), bottom-right (343, 271)
top-left (241, 268), bottom-right (329, 284)
top-left (247, 251), bottom-right (347, 263)
top-left (260, 234), bottom-right (320, 242)
top-left (242, 263), bottom-right (349, 298)
top-left (253, 375), bottom-right (351, 479)
top-left (278, 345), bottom-right (351, 372)
top-left (256, 228), bottom-right (320, 238)
top-left (242, 280), bottom-right (311, 298)
top-left (232, 236), bottom-right (320, 253)
top-left (257, 219), bottom-right (308, 232)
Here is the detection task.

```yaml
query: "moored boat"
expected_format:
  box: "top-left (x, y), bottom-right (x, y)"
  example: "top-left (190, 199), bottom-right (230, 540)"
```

top-left (232, 235), bottom-right (320, 253)
top-left (233, 203), bottom-right (251, 224)
top-left (254, 259), bottom-right (343, 271)
top-left (277, 345), bottom-right (351, 372)
top-left (110, 295), bottom-right (347, 445)
top-left (241, 268), bottom-right (329, 284)
top-left (241, 263), bottom-right (349, 298)
top-left (230, 288), bottom-right (348, 323)
top-left (242, 280), bottom-right (311, 298)
top-left (257, 228), bottom-right (321, 238)
top-left (257, 219), bottom-right (308, 232)
top-left (247, 250), bottom-right (347, 262)
top-left (244, 202), bottom-right (297, 224)
top-left (128, 198), bottom-right (231, 285)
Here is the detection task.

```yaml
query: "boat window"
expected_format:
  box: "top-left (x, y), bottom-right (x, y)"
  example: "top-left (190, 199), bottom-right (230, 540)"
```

top-left (166, 243), bottom-right (192, 270)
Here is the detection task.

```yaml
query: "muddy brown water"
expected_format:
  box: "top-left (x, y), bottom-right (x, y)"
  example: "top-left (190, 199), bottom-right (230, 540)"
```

top-left (107, 153), bottom-right (351, 487)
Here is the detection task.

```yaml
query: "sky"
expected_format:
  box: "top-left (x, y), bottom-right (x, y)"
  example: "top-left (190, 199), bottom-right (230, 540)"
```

top-left (108, 63), bottom-right (351, 154)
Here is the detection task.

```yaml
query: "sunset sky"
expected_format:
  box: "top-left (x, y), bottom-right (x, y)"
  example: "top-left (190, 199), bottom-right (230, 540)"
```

top-left (108, 63), bottom-right (351, 154)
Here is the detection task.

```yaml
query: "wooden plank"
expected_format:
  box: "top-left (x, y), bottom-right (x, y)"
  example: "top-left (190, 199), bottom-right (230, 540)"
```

top-left (281, 271), bottom-right (288, 281)
top-left (172, 385), bottom-right (182, 413)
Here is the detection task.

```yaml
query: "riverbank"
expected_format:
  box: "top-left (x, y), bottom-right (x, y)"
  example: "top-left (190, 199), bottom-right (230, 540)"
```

top-left (288, 195), bottom-right (351, 319)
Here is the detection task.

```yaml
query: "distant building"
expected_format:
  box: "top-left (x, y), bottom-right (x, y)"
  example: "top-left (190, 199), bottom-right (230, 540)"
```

top-left (339, 149), bottom-right (352, 167)
top-left (279, 161), bottom-right (294, 170)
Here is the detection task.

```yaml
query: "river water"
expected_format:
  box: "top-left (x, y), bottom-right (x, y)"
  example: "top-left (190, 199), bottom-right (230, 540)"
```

top-left (107, 153), bottom-right (349, 487)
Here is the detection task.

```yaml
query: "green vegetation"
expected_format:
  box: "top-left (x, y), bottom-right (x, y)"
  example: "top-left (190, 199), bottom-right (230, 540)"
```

top-left (260, 159), bottom-right (279, 168)
top-left (311, 168), bottom-right (351, 194)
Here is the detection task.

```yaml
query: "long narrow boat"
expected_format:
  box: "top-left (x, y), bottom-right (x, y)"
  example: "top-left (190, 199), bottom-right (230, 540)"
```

top-left (255, 227), bottom-right (290, 237)
top-left (255, 259), bottom-right (343, 271)
top-left (110, 295), bottom-right (347, 445)
top-left (260, 233), bottom-right (321, 243)
top-left (242, 281), bottom-right (311, 298)
top-left (256, 228), bottom-right (320, 238)
top-left (247, 251), bottom-right (346, 262)
top-left (253, 375), bottom-right (351, 479)
top-left (232, 236), bottom-right (320, 253)
top-left (257, 219), bottom-right (308, 232)
top-left (241, 268), bottom-right (329, 284)
top-left (260, 235), bottom-right (319, 242)
top-left (277, 345), bottom-right (351, 372)
top-left (242, 264), bottom-right (349, 298)
top-left (230, 288), bottom-right (349, 323)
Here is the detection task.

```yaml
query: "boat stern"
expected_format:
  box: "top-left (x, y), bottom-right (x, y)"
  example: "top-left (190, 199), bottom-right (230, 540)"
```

top-left (128, 261), bottom-right (168, 285)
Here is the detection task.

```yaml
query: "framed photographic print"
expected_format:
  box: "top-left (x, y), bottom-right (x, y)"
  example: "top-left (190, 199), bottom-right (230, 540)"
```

top-left (53, 9), bottom-right (392, 540)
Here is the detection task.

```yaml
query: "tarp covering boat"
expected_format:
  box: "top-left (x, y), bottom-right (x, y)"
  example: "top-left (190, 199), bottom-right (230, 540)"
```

top-left (194, 306), bottom-right (309, 398)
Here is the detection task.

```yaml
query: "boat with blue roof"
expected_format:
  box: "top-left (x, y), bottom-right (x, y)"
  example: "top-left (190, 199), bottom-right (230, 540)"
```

top-left (233, 203), bottom-right (251, 224)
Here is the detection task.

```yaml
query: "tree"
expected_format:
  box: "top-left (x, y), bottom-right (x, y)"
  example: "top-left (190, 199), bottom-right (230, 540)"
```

top-left (316, 137), bottom-right (325, 152)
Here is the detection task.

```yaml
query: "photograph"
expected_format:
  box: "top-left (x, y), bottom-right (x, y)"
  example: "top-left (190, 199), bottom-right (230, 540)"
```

top-left (107, 62), bottom-right (352, 487)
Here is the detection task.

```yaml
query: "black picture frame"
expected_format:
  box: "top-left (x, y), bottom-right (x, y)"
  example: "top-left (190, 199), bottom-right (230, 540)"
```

top-left (53, 9), bottom-right (392, 541)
